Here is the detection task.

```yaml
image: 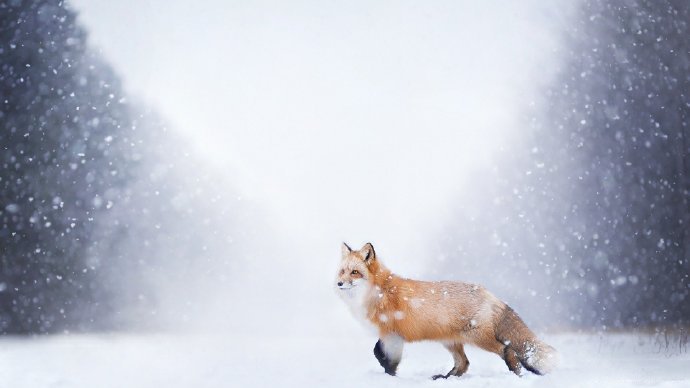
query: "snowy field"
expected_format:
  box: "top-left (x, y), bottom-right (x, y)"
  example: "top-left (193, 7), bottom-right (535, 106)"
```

top-left (2, 332), bottom-right (688, 388)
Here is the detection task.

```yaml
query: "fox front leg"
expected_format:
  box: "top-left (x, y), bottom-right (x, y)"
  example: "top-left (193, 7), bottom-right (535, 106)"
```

top-left (432, 342), bottom-right (470, 380)
top-left (373, 334), bottom-right (404, 376)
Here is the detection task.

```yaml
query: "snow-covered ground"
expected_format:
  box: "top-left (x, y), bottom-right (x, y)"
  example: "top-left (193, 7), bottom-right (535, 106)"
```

top-left (1, 332), bottom-right (688, 387)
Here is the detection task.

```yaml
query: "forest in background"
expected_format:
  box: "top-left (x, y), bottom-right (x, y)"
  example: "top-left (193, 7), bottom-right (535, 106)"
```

top-left (2, 0), bottom-right (690, 334)
top-left (1, 0), bottom-right (250, 334)
top-left (436, 0), bottom-right (690, 329)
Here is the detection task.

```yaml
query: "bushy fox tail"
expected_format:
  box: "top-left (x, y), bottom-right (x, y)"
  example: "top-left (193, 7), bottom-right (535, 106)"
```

top-left (495, 306), bottom-right (559, 375)
top-left (518, 338), bottom-right (559, 375)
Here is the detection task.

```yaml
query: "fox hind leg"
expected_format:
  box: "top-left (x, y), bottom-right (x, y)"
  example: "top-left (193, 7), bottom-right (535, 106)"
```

top-left (431, 343), bottom-right (470, 380)
top-left (474, 336), bottom-right (524, 376)
top-left (373, 334), bottom-right (404, 376)
top-left (503, 345), bottom-right (523, 376)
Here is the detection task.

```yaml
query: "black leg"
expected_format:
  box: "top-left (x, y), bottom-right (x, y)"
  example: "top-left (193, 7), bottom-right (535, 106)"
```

top-left (373, 339), bottom-right (400, 376)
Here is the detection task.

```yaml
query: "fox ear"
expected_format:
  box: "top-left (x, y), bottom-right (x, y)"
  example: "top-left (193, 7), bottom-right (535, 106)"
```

top-left (360, 242), bottom-right (376, 263)
top-left (341, 242), bottom-right (352, 257)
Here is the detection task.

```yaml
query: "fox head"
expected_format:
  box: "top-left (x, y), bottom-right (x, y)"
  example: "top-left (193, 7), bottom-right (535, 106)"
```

top-left (335, 242), bottom-right (377, 291)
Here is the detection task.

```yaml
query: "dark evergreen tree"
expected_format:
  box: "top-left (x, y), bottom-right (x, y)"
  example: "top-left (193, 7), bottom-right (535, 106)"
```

top-left (0, 0), bottom-right (133, 333)
top-left (549, 0), bottom-right (690, 327)
top-left (1, 1), bottom-right (245, 333)
top-left (436, 0), bottom-right (690, 329)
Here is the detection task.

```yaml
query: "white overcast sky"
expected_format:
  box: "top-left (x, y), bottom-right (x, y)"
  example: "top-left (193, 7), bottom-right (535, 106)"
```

top-left (68, 0), bottom-right (568, 278)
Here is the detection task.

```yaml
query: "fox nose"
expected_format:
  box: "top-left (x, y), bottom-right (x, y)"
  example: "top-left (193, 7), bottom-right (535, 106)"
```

top-left (337, 281), bottom-right (344, 287)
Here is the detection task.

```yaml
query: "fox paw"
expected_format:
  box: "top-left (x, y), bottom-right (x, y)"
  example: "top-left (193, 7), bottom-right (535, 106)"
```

top-left (431, 367), bottom-right (465, 380)
top-left (431, 373), bottom-right (451, 380)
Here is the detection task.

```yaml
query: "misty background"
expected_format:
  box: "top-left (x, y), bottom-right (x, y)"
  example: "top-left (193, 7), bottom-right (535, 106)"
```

top-left (1, 0), bottom-right (689, 340)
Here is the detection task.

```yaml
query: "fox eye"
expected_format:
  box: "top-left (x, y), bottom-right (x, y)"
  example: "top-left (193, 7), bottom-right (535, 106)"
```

top-left (351, 270), bottom-right (359, 275)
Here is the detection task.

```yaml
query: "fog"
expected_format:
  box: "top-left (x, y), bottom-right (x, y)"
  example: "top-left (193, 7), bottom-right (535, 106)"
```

top-left (65, 0), bottom-right (568, 332)
top-left (5, 1), bottom-right (690, 386)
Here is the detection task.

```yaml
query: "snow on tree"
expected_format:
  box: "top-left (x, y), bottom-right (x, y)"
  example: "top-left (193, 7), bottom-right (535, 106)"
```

top-left (435, 0), bottom-right (690, 329)
top-left (0, 0), bottom-right (132, 333)
top-left (544, 0), bottom-right (690, 328)
top-left (0, 0), bottom-right (247, 334)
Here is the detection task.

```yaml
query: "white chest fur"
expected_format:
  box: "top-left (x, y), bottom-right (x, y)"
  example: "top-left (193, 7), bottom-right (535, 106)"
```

top-left (338, 280), bottom-right (378, 335)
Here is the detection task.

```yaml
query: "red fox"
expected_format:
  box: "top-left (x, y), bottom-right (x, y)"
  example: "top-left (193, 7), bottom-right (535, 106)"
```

top-left (335, 242), bottom-right (558, 379)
